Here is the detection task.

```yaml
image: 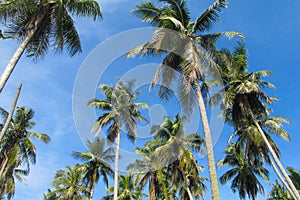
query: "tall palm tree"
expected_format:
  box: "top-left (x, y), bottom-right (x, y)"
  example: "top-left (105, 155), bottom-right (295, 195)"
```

top-left (103, 174), bottom-right (146, 200)
top-left (212, 42), bottom-right (300, 199)
top-left (0, 0), bottom-right (102, 93)
top-left (127, 1), bottom-right (242, 199)
top-left (218, 143), bottom-right (269, 200)
top-left (72, 137), bottom-right (115, 200)
top-left (88, 80), bottom-right (148, 200)
top-left (0, 106), bottom-right (50, 199)
top-left (49, 165), bottom-right (89, 200)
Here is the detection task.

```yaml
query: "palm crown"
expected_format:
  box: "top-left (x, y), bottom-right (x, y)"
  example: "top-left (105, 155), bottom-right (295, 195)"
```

top-left (0, 106), bottom-right (50, 199)
top-left (0, 0), bottom-right (102, 59)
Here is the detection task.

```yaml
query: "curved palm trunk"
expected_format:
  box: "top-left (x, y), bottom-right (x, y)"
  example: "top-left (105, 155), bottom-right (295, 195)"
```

top-left (250, 112), bottom-right (300, 200)
top-left (149, 176), bottom-right (156, 200)
top-left (270, 158), bottom-right (296, 200)
top-left (113, 125), bottom-right (121, 200)
top-left (195, 84), bottom-right (220, 200)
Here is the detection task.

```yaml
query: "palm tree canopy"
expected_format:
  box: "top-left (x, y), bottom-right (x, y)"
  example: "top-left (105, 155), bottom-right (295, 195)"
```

top-left (0, 0), bottom-right (102, 60)
top-left (0, 107), bottom-right (50, 166)
top-left (103, 174), bottom-right (146, 200)
top-left (128, 115), bottom-right (206, 199)
top-left (71, 137), bottom-right (114, 193)
top-left (148, 114), bottom-right (203, 168)
top-left (88, 79), bottom-right (149, 143)
top-left (128, 0), bottom-right (242, 117)
top-left (49, 165), bottom-right (90, 200)
top-left (218, 143), bottom-right (269, 200)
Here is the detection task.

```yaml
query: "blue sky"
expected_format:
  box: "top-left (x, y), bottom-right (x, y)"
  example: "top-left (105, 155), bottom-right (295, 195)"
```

top-left (1, 0), bottom-right (300, 199)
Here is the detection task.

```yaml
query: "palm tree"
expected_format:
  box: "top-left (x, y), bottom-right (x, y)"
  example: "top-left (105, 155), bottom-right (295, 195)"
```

top-left (150, 115), bottom-right (205, 200)
top-left (0, 0), bottom-right (102, 93)
top-left (127, 1), bottom-right (242, 199)
top-left (49, 165), bottom-right (89, 200)
top-left (0, 106), bottom-right (50, 199)
top-left (103, 174), bottom-right (146, 200)
top-left (129, 115), bottom-right (205, 200)
top-left (218, 143), bottom-right (269, 200)
top-left (72, 137), bottom-right (115, 200)
top-left (88, 80), bottom-right (148, 200)
top-left (213, 42), bottom-right (300, 199)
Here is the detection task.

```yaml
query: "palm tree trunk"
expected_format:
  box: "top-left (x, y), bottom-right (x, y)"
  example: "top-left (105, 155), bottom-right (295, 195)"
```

top-left (90, 180), bottom-right (95, 200)
top-left (0, 8), bottom-right (48, 93)
top-left (0, 83), bottom-right (22, 141)
top-left (0, 32), bottom-right (34, 93)
top-left (0, 154), bottom-right (8, 178)
top-left (270, 158), bottom-right (296, 200)
top-left (113, 125), bottom-right (121, 200)
top-left (250, 112), bottom-right (300, 200)
top-left (195, 83), bottom-right (220, 200)
top-left (0, 84), bottom-right (22, 178)
top-left (186, 187), bottom-right (194, 200)
top-left (149, 176), bottom-right (156, 200)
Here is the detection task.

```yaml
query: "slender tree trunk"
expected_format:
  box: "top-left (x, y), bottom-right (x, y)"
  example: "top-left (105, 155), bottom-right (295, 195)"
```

top-left (195, 84), bottom-right (220, 200)
top-left (270, 158), bottom-right (296, 200)
top-left (0, 32), bottom-right (34, 93)
top-left (0, 83), bottom-right (22, 141)
top-left (250, 112), bottom-right (300, 200)
top-left (0, 154), bottom-right (8, 179)
top-left (186, 187), bottom-right (194, 200)
top-left (0, 84), bottom-right (22, 178)
top-left (113, 125), bottom-right (121, 200)
top-left (149, 176), bottom-right (156, 200)
top-left (89, 180), bottom-right (95, 200)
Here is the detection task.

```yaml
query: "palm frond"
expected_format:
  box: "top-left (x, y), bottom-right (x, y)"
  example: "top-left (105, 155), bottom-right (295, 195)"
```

top-left (53, 7), bottom-right (82, 56)
top-left (66, 0), bottom-right (102, 20)
top-left (131, 1), bottom-right (163, 25)
top-left (192, 0), bottom-right (227, 33)
top-left (28, 131), bottom-right (50, 143)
